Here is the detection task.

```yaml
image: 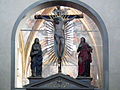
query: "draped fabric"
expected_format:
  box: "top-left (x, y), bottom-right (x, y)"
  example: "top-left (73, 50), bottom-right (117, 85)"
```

top-left (77, 42), bottom-right (92, 76)
top-left (30, 38), bottom-right (43, 76)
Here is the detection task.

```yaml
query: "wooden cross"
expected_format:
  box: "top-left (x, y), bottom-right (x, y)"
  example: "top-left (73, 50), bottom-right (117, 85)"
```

top-left (34, 6), bottom-right (84, 73)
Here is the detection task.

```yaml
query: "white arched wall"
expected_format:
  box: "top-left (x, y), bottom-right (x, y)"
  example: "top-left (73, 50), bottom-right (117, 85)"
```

top-left (11, 0), bottom-right (109, 90)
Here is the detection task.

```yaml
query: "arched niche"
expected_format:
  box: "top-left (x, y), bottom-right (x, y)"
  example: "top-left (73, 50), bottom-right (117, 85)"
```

top-left (11, 0), bottom-right (109, 90)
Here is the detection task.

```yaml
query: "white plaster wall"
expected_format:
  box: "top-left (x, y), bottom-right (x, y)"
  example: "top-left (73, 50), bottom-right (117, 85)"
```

top-left (82, 0), bottom-right (120, 90)
top-left (0, 0), bottom-right (120, 90)
top-left (0, 0), bottom-right (38, 90)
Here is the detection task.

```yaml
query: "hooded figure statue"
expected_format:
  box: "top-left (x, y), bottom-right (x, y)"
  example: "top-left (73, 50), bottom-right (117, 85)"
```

top-left (30, 38), bottom-right (43, 77)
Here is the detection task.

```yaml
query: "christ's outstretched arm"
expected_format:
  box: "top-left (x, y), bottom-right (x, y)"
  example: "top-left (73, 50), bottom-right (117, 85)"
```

top-left (64, 16), bottom-right (77, 23)
top-left (41, 16), bottom-right (53, 22)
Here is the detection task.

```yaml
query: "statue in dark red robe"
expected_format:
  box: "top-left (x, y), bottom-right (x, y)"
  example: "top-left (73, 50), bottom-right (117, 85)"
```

top-left (77, 37), bottom-right (93, 77)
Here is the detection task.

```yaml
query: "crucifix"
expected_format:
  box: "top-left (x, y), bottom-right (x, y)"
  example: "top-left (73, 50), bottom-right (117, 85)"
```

top-left (34, 6), bottom-right (83, 73)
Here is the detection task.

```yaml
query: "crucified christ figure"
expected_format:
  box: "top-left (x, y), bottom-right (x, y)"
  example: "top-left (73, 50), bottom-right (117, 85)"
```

top-left (34, 6), bottom-right (83, 73)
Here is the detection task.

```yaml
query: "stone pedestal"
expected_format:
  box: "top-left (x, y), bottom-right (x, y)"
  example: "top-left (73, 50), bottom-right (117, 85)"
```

top-left (76, 76), bottom-right (93, 86)
top-left (28, 76), bottom-right (43, 84)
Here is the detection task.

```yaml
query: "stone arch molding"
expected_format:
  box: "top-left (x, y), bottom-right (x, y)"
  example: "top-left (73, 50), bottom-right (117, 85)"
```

top-left (11, 0), bottom-right (109, 90)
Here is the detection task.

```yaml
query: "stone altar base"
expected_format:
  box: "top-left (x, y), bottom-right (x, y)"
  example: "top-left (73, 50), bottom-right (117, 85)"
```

top-left (24, 73), bottom-right (97, 90)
